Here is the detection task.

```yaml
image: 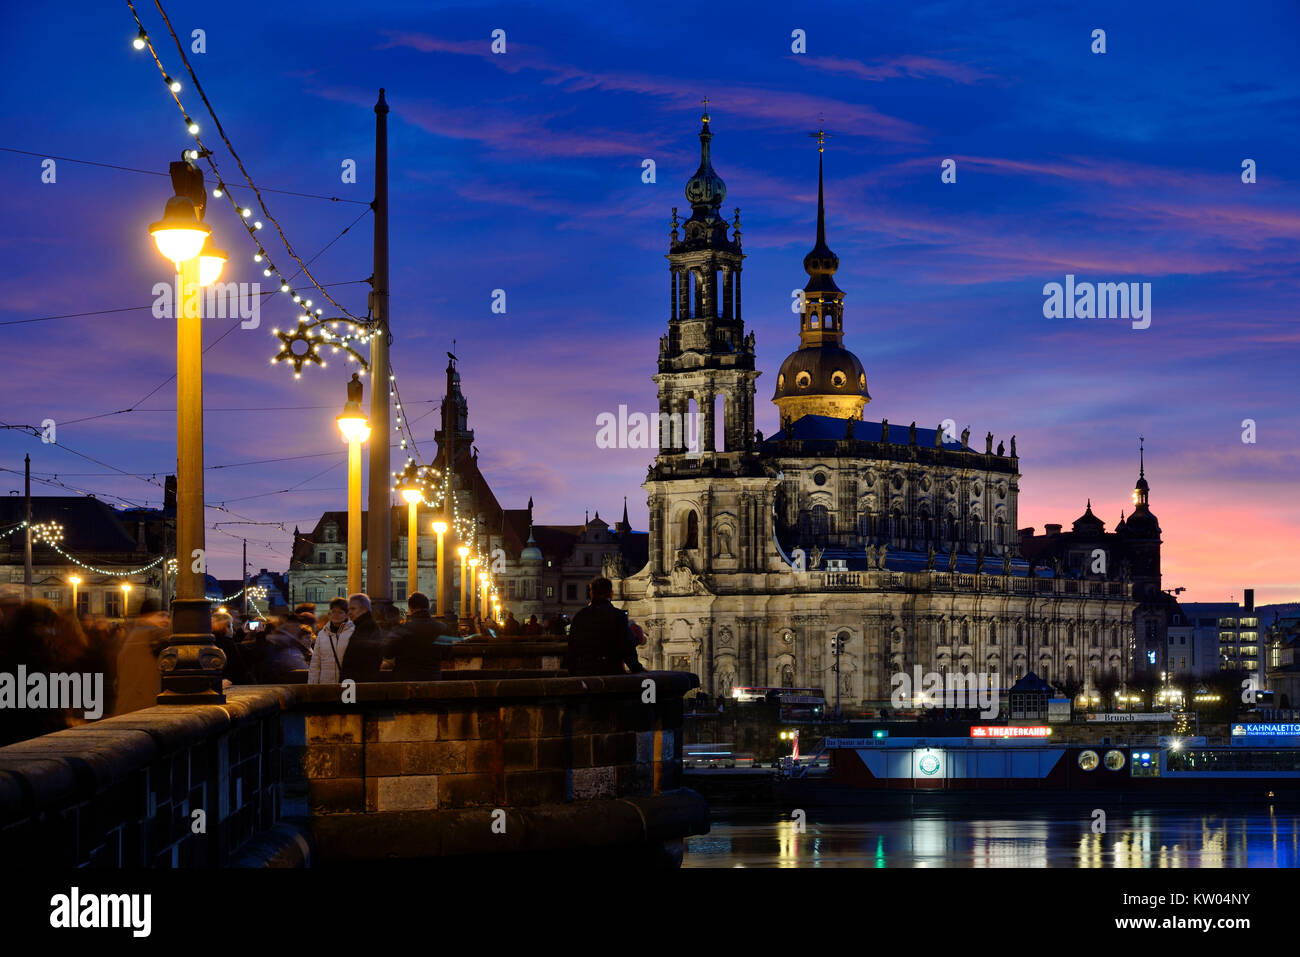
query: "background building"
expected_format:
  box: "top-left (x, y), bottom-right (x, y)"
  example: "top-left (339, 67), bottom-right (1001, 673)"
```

top-left (611, 113), bottom-right (1164, 704)
top-left (0, 495), bottom-right (169, 617)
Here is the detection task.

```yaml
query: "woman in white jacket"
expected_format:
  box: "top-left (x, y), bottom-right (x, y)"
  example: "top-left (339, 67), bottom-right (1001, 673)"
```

top-left (308, 597), bottom-right (354, 684)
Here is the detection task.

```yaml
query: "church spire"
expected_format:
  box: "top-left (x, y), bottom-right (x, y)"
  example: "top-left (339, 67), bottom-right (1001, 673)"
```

top-left (772, 127), bottom-right (870, 425)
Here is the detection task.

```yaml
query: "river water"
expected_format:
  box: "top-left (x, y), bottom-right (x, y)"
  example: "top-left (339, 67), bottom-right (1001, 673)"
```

top-left (683, 806), bottom-right (1300, 867)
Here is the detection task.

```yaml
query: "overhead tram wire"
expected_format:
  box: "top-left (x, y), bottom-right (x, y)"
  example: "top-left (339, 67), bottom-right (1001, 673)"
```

top-left (0, 147), bottom-right (369, 205)
top-left (0, 280), bottom-right (367, 330)
top-left (126, 0), bottom-right (368, 324)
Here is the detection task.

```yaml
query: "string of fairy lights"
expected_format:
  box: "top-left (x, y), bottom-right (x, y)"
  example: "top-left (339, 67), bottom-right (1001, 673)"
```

top-left (2, 521), bottom-right (165, 577)
top-left (118, 1), bottom-right (503, 605)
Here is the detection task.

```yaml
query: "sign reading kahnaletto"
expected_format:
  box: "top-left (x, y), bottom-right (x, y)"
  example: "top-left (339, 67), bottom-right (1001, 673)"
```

top-left (1084, 712), bottom-right (1174, 722)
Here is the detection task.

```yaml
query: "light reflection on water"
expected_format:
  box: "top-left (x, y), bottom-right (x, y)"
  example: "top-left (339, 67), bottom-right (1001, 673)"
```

top-left (683, 806), bottom-right (1300, 868)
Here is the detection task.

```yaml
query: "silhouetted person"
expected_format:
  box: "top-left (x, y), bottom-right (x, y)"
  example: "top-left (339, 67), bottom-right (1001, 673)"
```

top-left (111, 598), bottom-right (171, 715)
top-left (260, 608), bottom-right (313, 683)
top-left (523, 614), bottom-right (542, 636)
top-left (386, 592), bottom-right (449, 680)
top-left (562, 577), bottom-right (644, 676)
top-left (502, 611), bottom-right (522, 636)
top-left (341, 593), bottom-right (386, 683)
top-left (212, 611), bottom-right (252, 687)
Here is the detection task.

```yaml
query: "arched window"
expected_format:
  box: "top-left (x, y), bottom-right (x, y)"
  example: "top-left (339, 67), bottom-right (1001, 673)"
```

top-left (989, 622), bottom-right (998, 646)
top-left (780, 664), bottom-right (794, 688)
top-left (1016, 623), bottom-right (1023, 644)
top-left (1041, 622), bottom-right (1050, 644)
top-left (961, 622), bottom-right (969, 644)
top-left (938, 621), bottom-right (947, 645)
top-left (1110, 626), bottom-right (1118, 649)
top-left (683, 511), bottom-right (699, 549)
top-left (809, 504), bottom-right (830, 541)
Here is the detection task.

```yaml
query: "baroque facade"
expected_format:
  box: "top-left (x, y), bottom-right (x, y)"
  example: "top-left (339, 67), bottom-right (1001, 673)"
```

top-left (612, 112), bottom-right (1165, 704)
top-left (288, 356), bottom-right (647, 622)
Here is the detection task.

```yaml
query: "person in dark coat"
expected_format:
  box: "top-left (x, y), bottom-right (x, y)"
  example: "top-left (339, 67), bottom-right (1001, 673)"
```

top-left (562, 577), bottom-right (644, 677)
top-left (211, 611), bottom-right (252, 687)
top-left (111, 598), bottom-right (172, 715)
top-left (340, 593), bottom-right (387, 683)
top-left (502, 611), bottom-right (522, 636)
top-left (259, 610), bottom-right (312, 683)
top-left (386, 592), bottom-right (450, 680)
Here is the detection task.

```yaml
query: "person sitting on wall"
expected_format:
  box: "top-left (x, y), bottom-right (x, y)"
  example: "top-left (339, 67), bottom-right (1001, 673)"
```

top-left (561, 577), bottom-right (644, 677)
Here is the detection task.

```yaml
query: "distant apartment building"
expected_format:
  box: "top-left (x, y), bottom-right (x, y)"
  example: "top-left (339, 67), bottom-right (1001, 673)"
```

top-left (1177, 590), bottom-right (1261, 675)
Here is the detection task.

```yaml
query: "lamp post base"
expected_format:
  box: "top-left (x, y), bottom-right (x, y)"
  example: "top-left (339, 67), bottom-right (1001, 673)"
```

top-left (157, 597), bottom-right (226, 704)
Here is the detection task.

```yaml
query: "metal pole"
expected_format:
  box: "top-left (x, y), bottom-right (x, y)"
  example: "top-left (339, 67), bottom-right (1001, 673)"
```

top-left (23, 454), bottom-right (32, 601)
top-left (348, 436), bottom-right (364, 594)
top-left (435, 528), bottom-right (446, 617)
top-left (366, 88), bottom-right (392, 606)
top-left (159, 251), bottom-right (222, 703)
top-left (242, 538), bottom-right (248, 618)
top-left (407, 499), bottom-right (418, 598)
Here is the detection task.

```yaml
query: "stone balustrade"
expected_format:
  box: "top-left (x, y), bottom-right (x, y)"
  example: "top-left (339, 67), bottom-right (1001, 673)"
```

top-left (0, 671), bottom-right (708, 868)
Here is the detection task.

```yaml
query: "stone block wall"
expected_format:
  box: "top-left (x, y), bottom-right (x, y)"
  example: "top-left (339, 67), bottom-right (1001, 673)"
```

top-left (285, 673), bottom-right (689, 817)
top-left (0, 687), bottom-right (293, 867)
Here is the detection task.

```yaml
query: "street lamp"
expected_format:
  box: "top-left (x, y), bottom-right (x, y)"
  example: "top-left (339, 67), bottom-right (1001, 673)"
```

top-left (468, 557), bottom-right (481, 623)
top-left (68, 575), bottom-right (81, 614)
top-left (149, 156), bottom-right (226, 704)
top-left (433, 520), bottom-right (449, 617)
top-left (479, 570), bottom-right (490, 627)
top-left (458, 546), bottom-right (471, 631)
top-left (337, 372), bottom-right (370, 595)
top-left (398, 466), bottom-right (422, 599)
top-left (120, 582), bottom-right (132, 618)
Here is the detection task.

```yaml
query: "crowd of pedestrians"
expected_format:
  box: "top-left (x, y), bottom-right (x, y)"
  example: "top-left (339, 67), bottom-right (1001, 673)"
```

top-left (0, 575), bottom-right (650, 745)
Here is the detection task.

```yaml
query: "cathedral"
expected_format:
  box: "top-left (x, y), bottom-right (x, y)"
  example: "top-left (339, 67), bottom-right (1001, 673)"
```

top-left (611, 110), bottom-right (1170, 705)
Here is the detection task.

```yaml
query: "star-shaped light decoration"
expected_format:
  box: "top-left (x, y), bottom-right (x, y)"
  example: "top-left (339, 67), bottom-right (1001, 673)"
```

top-left (271, 314), bottom-right (371, 379)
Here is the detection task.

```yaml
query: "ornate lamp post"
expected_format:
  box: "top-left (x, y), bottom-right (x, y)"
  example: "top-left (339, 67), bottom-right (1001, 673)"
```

top-left (337, 373), bottom-right (370, 595)
top-left (478, 570), bottom-right (490, 627)
top-left (398, 465), bottom-right (422, 599)
top-left (149, 156), bottom-right (228, 704)
top-left (432, 520), bottom-right (448, 616)
top-left (69, 575), bottom-right (80, 615)
top-left (120, 581), bottom-right (132, 618)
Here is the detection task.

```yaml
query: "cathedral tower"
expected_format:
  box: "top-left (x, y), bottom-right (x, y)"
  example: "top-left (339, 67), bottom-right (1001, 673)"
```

top-left (772, 133), bottom-right (870, 427)
top-left (654, 107), bottom-right (758, 458)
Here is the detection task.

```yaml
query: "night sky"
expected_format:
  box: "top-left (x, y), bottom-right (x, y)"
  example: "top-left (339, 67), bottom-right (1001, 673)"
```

top-left (1, 1), bottom-right (1297, 601)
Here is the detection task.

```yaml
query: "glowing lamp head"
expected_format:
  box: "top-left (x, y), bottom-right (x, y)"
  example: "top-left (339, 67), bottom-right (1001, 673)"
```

top-left (337, 406), bottom-right (369, 444)
top-left (433, 521), bottom-right (448, 536)
top-left (337, 372), bottom-right (370, 443)
top-left (149, 194), bottom-right (210, 265)
top-left (121, 583), bottom-right (131, 593)
top-left (457, 545), bottom-right (469, 558)
top-left (478, 571), bottom-right (488, 583)
top-left (401, 487), bottom-right (422, 505)
top-left (468, 557), bottom-right (480, 568)
top-left (197, 236), bottom-right (228, 286)
top-left (68, 575), bottom-right (81, 586)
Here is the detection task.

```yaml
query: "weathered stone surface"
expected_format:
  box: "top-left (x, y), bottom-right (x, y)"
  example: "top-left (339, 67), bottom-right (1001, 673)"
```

top-left (505, 770), bottom-right (565, 805)
top-left (375, 711), bottom-right (438, 743)
top-left (570, 765), bottom-right (617, 800)
top-left (363, 742), bottom-right (401, 776)
top-left (437, 709), bottom-right (473, 740)
top-left (501, 738), bottom-right (537, 771)
top-left (438, 772), bottom-right (499, 808)
top-left (308, 777), bottom-right (364, 813)
top-left (402, 741), bottom-right (466, 775)
top-left (305, 713), bottom-right (363, 744)
top-left (376, 775), bottom-right (437, 811)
